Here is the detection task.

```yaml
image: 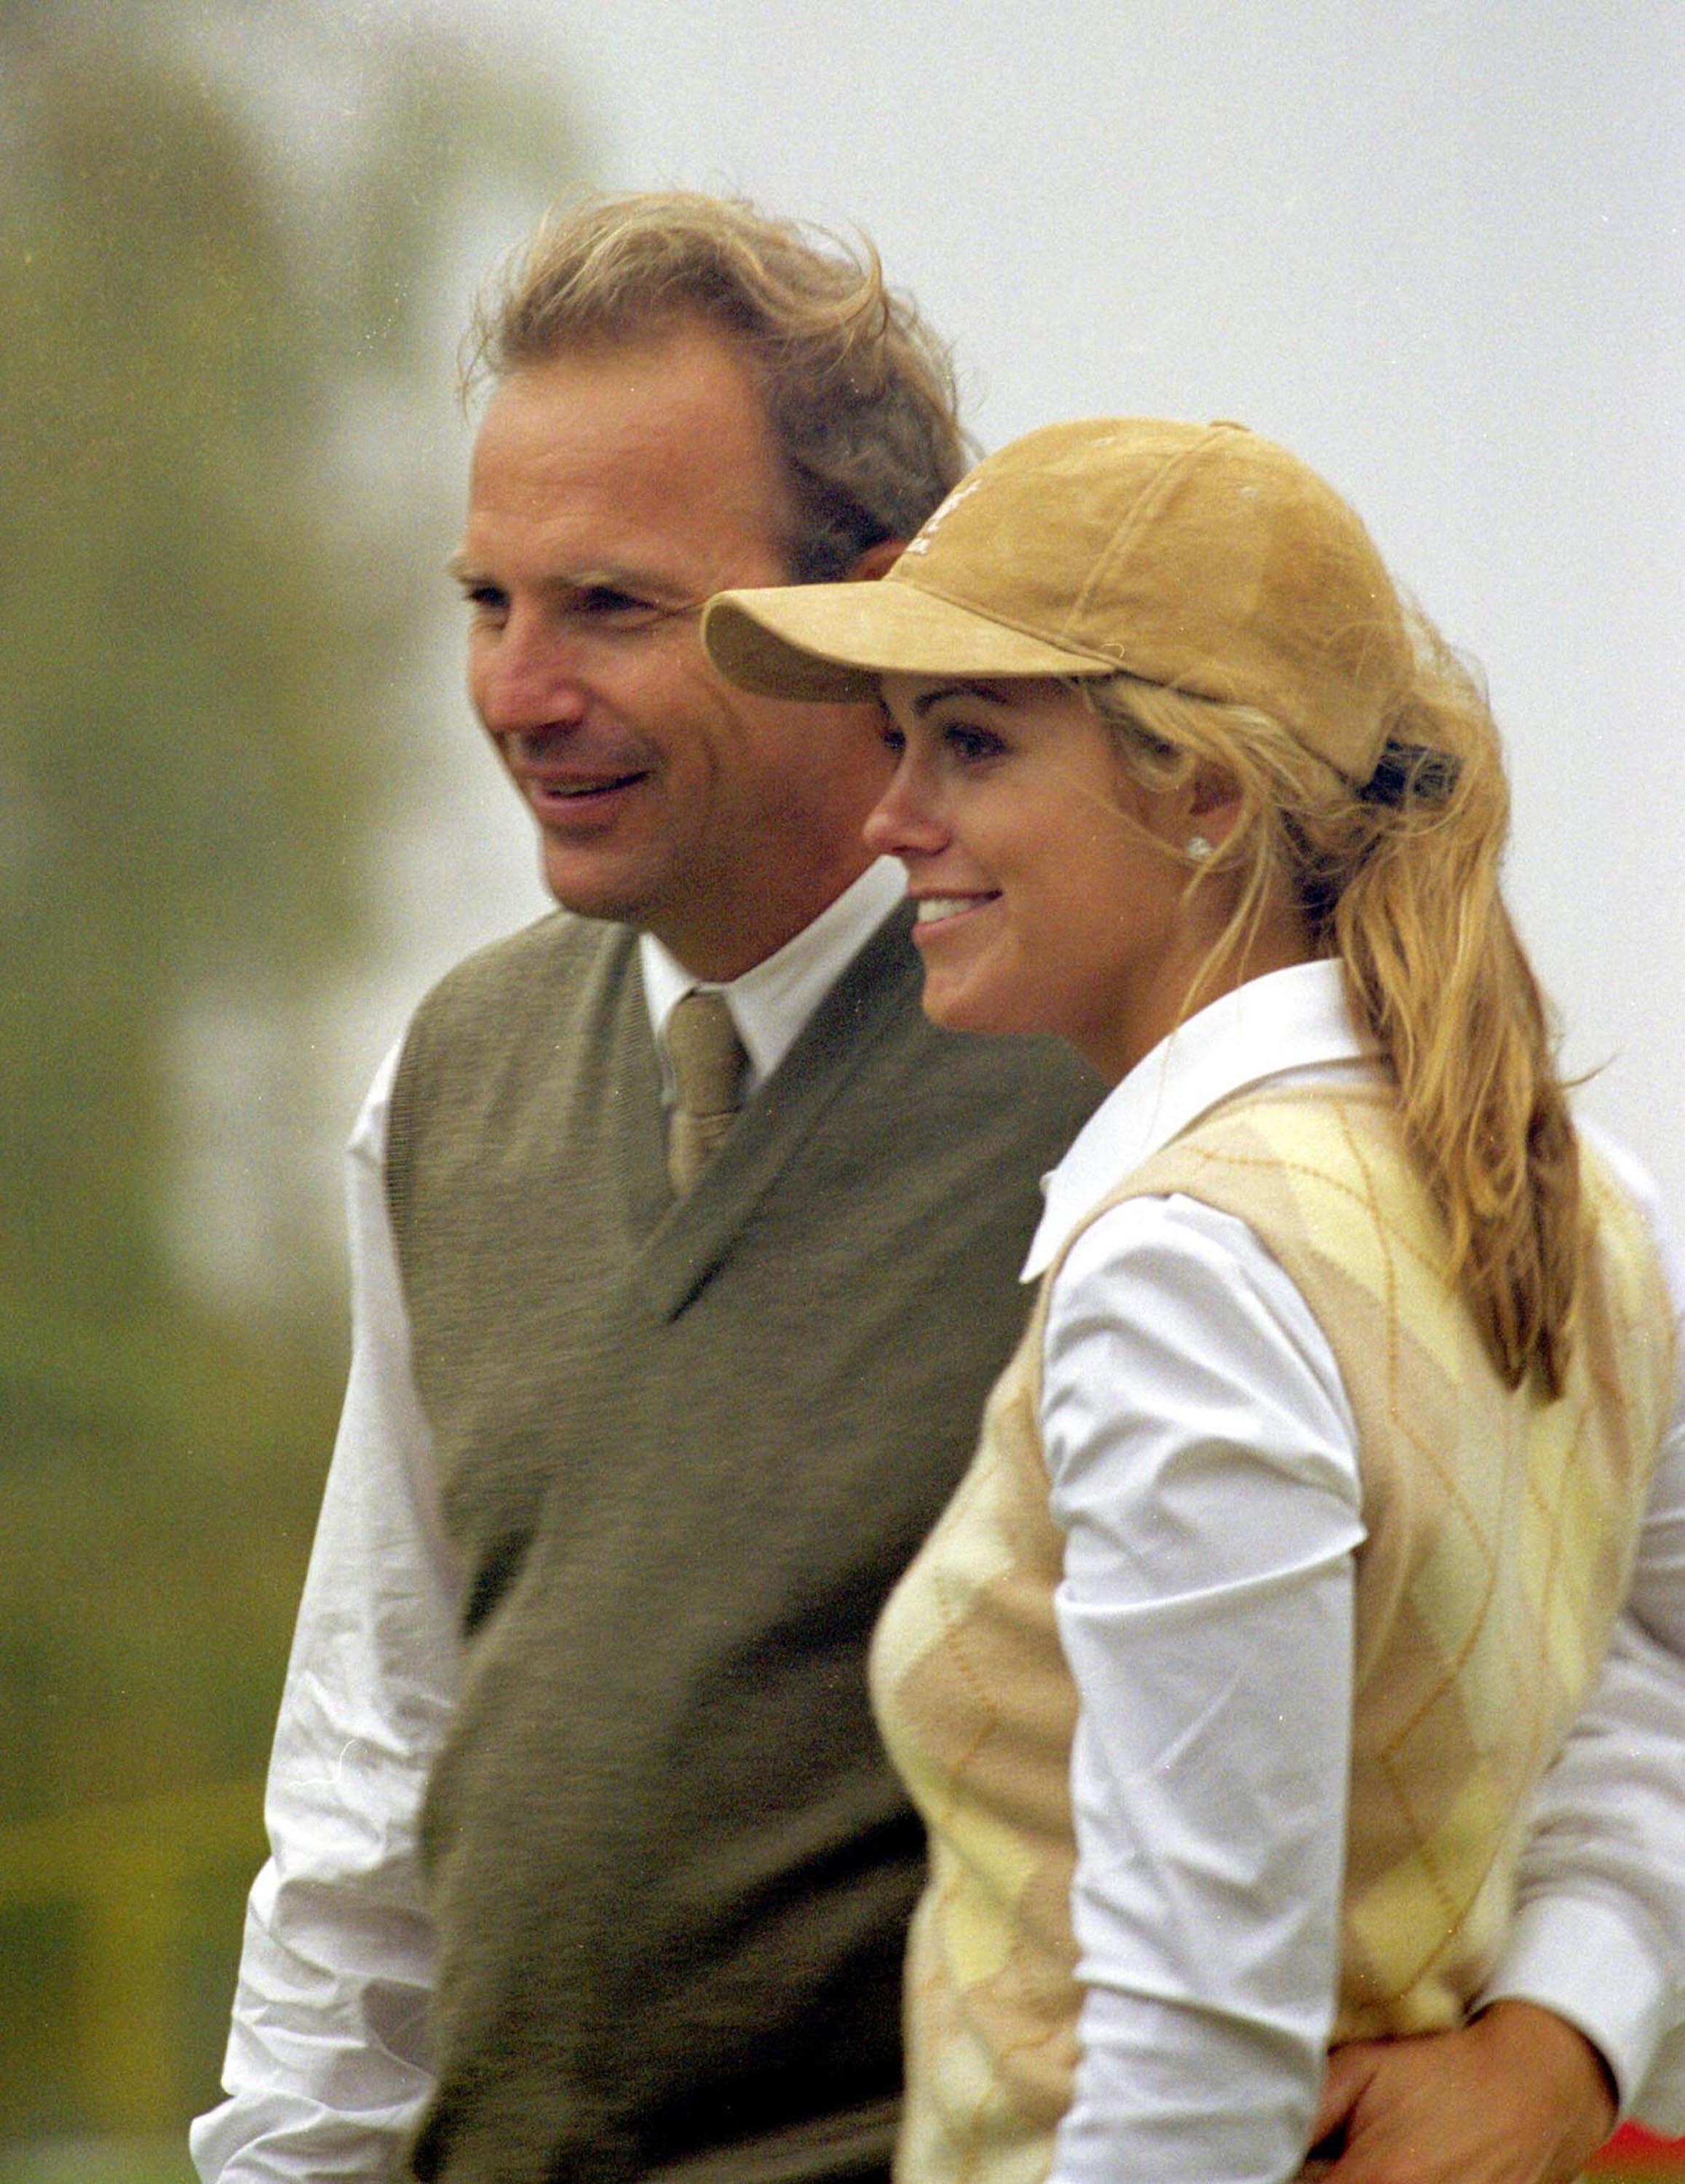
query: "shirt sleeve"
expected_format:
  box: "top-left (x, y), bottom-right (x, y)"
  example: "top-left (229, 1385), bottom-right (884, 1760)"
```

top-left (191, 1045), bottom-right (460, 2183)
top-left (1040, 1193), bottom-right (1366, 2184)
top-left (1480, 1125), bottom-right (1685, 2129)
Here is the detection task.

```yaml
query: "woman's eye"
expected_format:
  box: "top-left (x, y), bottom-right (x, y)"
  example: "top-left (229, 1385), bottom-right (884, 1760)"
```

top-left (945, 724), bottom-right (1005, 763)
top-left (879, 722), bottom-right (907, 756)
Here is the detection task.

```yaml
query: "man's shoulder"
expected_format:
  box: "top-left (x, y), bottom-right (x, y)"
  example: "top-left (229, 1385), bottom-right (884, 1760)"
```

top-left (385, 913), bottom-right (650, 1216)
top-left (405, 904), bottom-right (637, 1040)
top-left (413, 909), bottom-right (632, 1024)
top-left (389, 911), bottom-right (642, 1135)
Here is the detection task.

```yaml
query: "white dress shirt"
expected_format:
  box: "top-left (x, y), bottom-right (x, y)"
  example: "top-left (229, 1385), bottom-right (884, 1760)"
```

top-left (1028, 960), bottom-right (1685, 2184)
top-left (192, 934), bottom-right (1685, 2183)
top-left (638, 855), bottom-right (907, 1094)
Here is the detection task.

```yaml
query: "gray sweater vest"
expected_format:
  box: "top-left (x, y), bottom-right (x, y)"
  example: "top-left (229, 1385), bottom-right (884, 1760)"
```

top-left (384, 906), bottom-right (1100, 2184)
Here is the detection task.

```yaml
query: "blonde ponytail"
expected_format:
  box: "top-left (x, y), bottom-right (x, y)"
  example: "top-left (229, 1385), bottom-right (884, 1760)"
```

top-left (1089, 619), bottom-right (1582, 1395)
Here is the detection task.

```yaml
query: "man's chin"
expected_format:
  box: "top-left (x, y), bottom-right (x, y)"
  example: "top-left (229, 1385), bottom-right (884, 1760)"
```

top-left (538, 844), bottom-right (665, 931)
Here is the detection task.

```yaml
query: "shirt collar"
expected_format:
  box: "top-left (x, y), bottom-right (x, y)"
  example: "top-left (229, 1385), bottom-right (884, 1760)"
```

top-left (1023, 957), bottom-right (1378, 1278)
top-left (640, 857), bottom-right (908, 1093)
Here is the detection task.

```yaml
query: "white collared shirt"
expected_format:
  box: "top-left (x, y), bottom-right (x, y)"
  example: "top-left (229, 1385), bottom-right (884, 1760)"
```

top-left (1034, 960), bottom-right (1685, 2184)
top-left (191, 953), bottom-right (1685, 2183)
top-left (638, 856), bottom-right (907, 1093)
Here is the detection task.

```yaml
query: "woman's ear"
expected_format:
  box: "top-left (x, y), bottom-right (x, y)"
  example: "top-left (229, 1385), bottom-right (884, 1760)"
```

top-left (1186, 760), bottom-right (1246, 850)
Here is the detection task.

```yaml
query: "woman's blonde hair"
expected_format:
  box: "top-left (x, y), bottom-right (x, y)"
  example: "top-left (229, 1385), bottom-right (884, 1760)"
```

top-left (1085, 614), bottom-right (1582, 1396)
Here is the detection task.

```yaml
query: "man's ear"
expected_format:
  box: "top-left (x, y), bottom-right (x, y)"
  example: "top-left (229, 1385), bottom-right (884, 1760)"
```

top-left (844, 537), bottom-right (907, 582)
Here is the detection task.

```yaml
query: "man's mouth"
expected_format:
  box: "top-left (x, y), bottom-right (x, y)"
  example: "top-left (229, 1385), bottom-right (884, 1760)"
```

top-left (535, 773), bottom-right (646, 800)
top-left (518, 764), bottom-right (652, 814)
top-left (507, 732), bottom-right (652, 806)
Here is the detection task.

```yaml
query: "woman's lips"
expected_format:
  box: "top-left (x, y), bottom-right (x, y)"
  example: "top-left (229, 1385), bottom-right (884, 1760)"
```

top-left (913, 893), bottom-right (999, 930)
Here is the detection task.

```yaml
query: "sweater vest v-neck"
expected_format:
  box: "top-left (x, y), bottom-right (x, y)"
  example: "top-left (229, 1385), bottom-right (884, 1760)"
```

top-left (382, 905), bottom-right (1101, 2184)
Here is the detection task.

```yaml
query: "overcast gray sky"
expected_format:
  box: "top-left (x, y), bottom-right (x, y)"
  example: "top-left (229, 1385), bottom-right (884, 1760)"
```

top-left (373, 0), bottom-right (1683, 1208)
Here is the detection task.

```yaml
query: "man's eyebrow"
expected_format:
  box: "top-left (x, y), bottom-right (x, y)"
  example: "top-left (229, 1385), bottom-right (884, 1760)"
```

top-left (911, 679), bottom-right (1015, 717)
top-left (441, 555), bottom-right (672, 598)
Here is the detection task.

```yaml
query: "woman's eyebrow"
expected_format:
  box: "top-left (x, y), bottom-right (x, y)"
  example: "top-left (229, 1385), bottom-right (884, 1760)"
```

top-left (911, 679), bottom-right (1015, 716)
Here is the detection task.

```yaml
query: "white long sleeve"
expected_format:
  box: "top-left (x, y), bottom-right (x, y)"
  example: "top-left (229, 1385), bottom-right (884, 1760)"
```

top-left (1486, 1123), bottom-right (1685, 2131)
top-left (1042, 1194), bottom-right (1365, 2184)
top-left (1026, 964), bottom-right (1685, 2182)
top-left (191, 1048), bottom-right (460, 2183)
top-left (1040, 1184), bottom-right (1685, 2184)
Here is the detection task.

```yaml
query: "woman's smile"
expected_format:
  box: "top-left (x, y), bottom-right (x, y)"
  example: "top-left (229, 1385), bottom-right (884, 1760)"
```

top-left (912, 891), bottom-right (1000, 929)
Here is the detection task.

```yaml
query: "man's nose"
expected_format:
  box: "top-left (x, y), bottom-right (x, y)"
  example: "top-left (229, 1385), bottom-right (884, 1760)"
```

top-left (472, 610), bottom-right (592, 735)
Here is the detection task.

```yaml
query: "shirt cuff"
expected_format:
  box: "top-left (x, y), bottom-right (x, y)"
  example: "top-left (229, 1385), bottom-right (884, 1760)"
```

top-left (1480, 1889), bottom-right (1673, 2117)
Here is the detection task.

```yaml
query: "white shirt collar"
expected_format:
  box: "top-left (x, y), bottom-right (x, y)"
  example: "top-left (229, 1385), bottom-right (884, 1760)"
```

top-left (1023, 958), bottom-right (1379, 1278)
top-left (640, 857), bottom-right (908, 1094)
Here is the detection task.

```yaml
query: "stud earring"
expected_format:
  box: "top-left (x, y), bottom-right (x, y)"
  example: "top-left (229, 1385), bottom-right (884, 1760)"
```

top-left (1186, 834), bottom-right (1214, 861)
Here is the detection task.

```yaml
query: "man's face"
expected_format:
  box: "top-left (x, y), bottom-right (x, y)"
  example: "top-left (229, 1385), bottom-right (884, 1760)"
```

top-left (453, 323), bottom-right (895, 980)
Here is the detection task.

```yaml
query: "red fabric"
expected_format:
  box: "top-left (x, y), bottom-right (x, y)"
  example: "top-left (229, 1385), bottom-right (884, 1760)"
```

top-left (1594, 2122), bottom-right (1685, 2172)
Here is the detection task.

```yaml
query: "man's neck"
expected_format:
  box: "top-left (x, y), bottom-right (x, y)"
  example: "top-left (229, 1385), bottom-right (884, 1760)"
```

top-left (638, 858), bottom-right (907, 1091)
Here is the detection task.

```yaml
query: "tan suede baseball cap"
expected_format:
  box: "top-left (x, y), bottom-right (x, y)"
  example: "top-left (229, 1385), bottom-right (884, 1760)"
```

top-left (702, 417), bottom-right (1413, 783)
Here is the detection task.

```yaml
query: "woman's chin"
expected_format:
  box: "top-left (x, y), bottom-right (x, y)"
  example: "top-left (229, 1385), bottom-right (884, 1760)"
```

top-left (917, 970), bottom-right (1031, 1042)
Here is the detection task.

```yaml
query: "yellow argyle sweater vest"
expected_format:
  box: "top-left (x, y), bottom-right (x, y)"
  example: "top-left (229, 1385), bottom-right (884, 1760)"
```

top-left (870, 1086), bottom-right (1675, 2184)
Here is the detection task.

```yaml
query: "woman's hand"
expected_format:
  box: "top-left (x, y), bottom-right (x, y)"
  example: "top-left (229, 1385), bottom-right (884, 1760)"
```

top-left (1312, 2001), bottom-right (1617, 2184)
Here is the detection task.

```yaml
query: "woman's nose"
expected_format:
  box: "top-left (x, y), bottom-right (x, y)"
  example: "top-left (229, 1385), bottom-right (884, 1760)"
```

top-left (863, 753), bottom-right (948, 859)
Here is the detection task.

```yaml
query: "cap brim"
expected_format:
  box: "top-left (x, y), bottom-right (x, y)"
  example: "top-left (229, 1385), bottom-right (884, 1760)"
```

top-left (702, 579), bottom-right (1119, 702)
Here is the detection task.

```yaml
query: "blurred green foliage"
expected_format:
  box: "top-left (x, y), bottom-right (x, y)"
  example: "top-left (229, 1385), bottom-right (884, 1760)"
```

top-left (0, 0), bottom-right (578, 2140)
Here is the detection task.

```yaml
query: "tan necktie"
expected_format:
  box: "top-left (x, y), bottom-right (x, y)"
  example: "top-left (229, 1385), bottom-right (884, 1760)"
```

top-left (664, 989), bottom-right (748, 1195)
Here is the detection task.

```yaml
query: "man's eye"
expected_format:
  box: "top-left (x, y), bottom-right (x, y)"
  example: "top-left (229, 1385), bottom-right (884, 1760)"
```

top-left (578, 587), bottom-right (661, 622)
top-left (462, 584), bottom-right (507, 617)
top-left (879, 723), bottom-right (907, 756)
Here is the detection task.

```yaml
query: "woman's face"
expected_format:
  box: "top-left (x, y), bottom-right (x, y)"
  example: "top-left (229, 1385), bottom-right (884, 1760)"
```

top-left (865, 676), bottom-right (1230, 1082)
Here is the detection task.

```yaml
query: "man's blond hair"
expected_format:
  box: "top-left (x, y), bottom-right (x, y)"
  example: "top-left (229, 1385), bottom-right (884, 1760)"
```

top-left (464, 189), bottom-right (972, 581)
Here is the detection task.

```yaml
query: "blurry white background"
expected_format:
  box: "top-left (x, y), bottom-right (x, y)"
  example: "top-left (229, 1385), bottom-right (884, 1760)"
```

top-left (339, 0), bottom-right (1684, 1211)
